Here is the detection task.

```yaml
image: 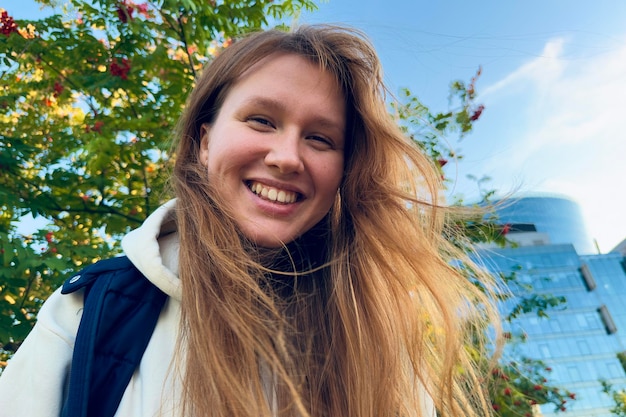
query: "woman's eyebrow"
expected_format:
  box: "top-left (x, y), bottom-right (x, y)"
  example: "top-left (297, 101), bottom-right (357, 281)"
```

top-left (241, 96), bottom-right (287, 113)
top-left (311, 117), bottom-right (345, 137)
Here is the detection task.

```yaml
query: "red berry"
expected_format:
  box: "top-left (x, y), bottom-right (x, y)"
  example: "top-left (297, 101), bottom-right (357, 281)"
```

top-left (110, 57), bottom-right (131, 80)
top-left (92, 120), bottom-right (105, 133)
top-left (53, 81), bottom-right (64, 97)
top-left (470, 104), bottom-right (485, 121)
top-left (136, 2), bottom-right (150, 18)
top-left (116, 2), bottom-right (134, 23)
top-left (0, 10), bottom-right (18, 36)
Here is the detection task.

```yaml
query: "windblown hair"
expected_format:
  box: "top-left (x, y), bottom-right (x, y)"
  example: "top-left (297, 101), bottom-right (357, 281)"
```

top-left (171, 25), bottom-right (498, 417)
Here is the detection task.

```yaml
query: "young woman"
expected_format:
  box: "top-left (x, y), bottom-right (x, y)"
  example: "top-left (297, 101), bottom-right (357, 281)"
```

top-left (0, 25), bottom-right (498, 417)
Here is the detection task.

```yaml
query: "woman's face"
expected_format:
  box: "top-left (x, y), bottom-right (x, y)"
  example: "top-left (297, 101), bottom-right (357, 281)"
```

top-left (200, 53), bottom-right (346, 247)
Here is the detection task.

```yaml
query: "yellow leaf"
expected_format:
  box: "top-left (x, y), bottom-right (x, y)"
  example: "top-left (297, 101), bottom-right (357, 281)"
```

top-left (71, 108), bottom-right (86, 125)
top-left (32, 68), bottom-right (44, 82)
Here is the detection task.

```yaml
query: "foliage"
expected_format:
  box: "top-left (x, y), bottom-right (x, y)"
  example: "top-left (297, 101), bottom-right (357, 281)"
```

top-left (499, 268), bottom-right (567, 321)
top-left (601, 380), bottom-right (626, 416)
top-left (490, 357), bottom-right (576, 416)
top-left (618, 351), bottom-right (626, 373)
top-left (392, 69), bottom-right (485, 194)
top-left (0, 0), bottom-right (315, 366)
top-left (601, 352), bottom-right (626, 415)
top-left (393, 67), bottom-right (484, 167)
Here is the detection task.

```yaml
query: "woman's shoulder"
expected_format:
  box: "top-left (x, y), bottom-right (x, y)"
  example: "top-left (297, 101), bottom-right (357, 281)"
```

top-left (37, 285), bottom-right (85, 345)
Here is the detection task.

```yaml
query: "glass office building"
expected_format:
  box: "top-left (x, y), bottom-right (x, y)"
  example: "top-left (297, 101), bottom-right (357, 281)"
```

top-left (492, 194), bottom-right (596, 255)
top-left (478, 196), bottom-right (626, 416)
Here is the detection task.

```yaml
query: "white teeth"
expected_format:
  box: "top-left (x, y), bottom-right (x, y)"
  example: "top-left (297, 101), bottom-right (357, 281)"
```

top-left (267, 188), bottom-right (277, 201)
top-left (249, 181), bottom-right (297, 203)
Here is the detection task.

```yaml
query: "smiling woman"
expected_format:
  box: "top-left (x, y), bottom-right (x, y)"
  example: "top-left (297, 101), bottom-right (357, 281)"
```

top-left (0, 25), bottom-right (499, 417)
top-left (199, 53), bottom-right (345, 247)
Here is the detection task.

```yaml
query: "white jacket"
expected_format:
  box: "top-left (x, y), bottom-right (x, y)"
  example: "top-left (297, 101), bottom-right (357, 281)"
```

top-left (0, 200), bottom-right (435, 417)
top-left (0, 200), bottom-right (183, 417)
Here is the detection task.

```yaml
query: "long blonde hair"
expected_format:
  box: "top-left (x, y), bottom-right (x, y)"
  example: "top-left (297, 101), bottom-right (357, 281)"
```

top-left (171, 25), bottom-right (497, 417)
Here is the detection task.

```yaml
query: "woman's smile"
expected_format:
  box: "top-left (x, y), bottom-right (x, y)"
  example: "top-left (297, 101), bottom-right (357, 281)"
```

top-left (246, 180), bottom-right (300, 204)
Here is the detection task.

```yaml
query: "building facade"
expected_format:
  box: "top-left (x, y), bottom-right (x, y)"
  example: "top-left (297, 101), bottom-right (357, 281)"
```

top-left (479, 195), bottom-right (626, 416)
top-left (492, 194), bottom-right (596, 255)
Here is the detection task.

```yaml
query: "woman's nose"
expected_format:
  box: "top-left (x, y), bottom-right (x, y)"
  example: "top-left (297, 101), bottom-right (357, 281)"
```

top-left (263, 133), bottom-right (305, 174)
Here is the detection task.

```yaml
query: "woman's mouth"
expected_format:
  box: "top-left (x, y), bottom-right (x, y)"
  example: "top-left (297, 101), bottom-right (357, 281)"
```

top-left (247, 181), bottom-right (300, 204)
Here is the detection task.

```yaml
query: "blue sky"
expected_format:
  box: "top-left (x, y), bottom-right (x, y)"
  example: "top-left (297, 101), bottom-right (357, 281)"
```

top-left (6, 1), bottom-right (626, 252)
top-left (300, 1), bottom-right (626, 253)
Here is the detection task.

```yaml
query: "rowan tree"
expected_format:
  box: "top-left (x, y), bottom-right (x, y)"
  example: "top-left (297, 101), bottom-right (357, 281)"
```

top-left (0, 0), bottom-right (314, 364)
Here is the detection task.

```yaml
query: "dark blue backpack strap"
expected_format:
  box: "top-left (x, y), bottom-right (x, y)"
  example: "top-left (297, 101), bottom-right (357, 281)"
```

top-left (60, 256), bottom-right (167, 417)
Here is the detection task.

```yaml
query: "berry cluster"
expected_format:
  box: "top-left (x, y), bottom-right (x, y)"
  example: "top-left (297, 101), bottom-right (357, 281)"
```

top-left (1, 10), bottom-right (18, 36)
top-left (53, 81), bottom-right (64, 97)
top-left (116, 2), bottom-right (134, 23)
top-left (85, 120), bottom-right (105, 134)
top-left (110, 58), bottom-right (131, 80)
top-left (470, 104), bottom-right (485, 122)
top-left (116, 1), bottom-right (151, 23)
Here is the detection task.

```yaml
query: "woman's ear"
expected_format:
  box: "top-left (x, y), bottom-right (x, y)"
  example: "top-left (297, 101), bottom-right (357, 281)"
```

top-left (199, 124), bottom-right (210, 166)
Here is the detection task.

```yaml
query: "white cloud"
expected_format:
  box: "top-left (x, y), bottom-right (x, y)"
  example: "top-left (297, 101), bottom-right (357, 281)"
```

top-left (481, 38), bottom-right (568, 98)
top-left (465, 35), bottom-right (626, 251)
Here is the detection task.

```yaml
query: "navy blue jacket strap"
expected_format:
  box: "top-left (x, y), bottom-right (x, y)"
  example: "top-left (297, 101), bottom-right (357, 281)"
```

top-left (60, 256), bottom-right (167, 417)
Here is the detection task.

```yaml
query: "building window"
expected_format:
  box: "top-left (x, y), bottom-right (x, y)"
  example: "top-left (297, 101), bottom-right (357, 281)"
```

top-left (577, 340), bottom-right (591, 355)
top-left (607, 362), bottom-right (623, 378)
top-left (576, 314), bottom-right (589, 329)
top-left (549, 319), bottom-right (562, 332)
top-left (567, 365), bottom-right (582, 382)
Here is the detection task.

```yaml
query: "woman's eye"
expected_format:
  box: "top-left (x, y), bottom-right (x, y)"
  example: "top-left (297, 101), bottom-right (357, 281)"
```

top-left (308, 135), bottom-right (333, 148)
top-left (248, 117), bottom-right (274, 128)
